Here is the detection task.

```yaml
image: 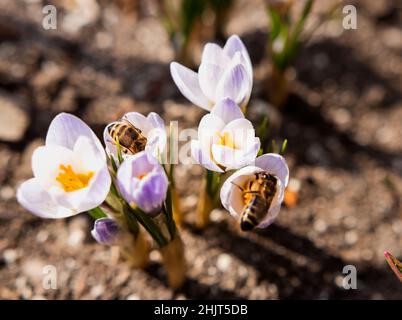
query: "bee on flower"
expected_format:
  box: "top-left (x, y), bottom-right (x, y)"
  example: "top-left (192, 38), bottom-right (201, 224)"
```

top-left (220, 153), bottom-right (289, 230)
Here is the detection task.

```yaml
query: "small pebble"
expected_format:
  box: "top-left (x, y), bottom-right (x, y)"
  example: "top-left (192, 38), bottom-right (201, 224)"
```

top-left (3, 248), bottom-right (18, 264)
top-left (345, 231), bottom-right (358, 245)
top-left (314, 219), bottom-right (327, 233)
top-left (216, 254), bottom-right (232, 272)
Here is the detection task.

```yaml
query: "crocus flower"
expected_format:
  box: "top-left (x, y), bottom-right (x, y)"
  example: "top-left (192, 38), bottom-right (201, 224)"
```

top-left (191, 98), bottom-right (260, 172)
top-left (103, 112), bottom-right (166, 161)
top-left (220, 153), bottom-right (289, 228)
top-left (116, 151), bottom-right (168, 216)
top-left (17, 113), bottom-right (111, 218)
top-left (170, 34), bottom-right (253, 111)
top-left (91, 218), bottom-right (120, 245)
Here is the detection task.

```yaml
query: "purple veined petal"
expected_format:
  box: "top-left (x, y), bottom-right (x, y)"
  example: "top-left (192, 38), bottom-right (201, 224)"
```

top-left (255, 153), bottom-right (289, 187)
top-left (170, 62), bottom-right (211, 111)
top-left (46, 113), bottom-right (104, 157)
top-left (91, 218), bottom-right (120, 245)
top-left (215, 63), bottom-right (251, 107)
top-left (210, 98), bottom-right (244, 124)
top-left (198, 61), bottom-right (225, 102)
top-left (17, 178), bottom-right (75, 218)
top-left (191, 140), bottom-right (224, 173)
top-left (223, 35), bottom-right (253, 80)
top-left (132, 169), bottom-right (168, 215)
top-left (147, 112), bottom-right (165, 130)
top-left (123, 112), bottom-right (153, 136)
top-left (201, 43), bottom-right (231, 67)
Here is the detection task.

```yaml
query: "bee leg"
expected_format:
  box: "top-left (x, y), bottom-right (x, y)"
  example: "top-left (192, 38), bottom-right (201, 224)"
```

top-left (231, 182), bottom-right (244, 191)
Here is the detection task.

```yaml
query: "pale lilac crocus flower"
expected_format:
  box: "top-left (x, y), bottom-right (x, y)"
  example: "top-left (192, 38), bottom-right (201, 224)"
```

top-left (220, 153), bottom-right (289, 228)
top-left (170, 35), bottom-right (253, 111)
top-left (116, 151), bottom-right (168, 216)
top-left (91, 218), bottom-right (120, 245)
top-left (191, 98), bottom-right (260, 172)
top-left (17, 113), bottom-right (111, 218)
top-left (103, 112), bottom-right (166, 162)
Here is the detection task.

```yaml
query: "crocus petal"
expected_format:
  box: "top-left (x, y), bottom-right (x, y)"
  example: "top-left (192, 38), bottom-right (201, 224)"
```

top-left (198, 113), bottom-right (225, 158)
top-left (76, 165), bottom-right (111, 213)
top-left (147, 112), bottom-right (165, 130)
top-left (210, 98), bottom-right (244, 124)
top-left (170, 62), bottom-right (211, 110)
top-left (201, 43), bottom-right (231, 67)
top-left (31, 145), bottom-right (81, 189)
top-left (123, 112), bottom-right (153, 135)
top-left (223, 35), bottom-right (253, 80)
top-left (216, 62), bottom-right (251, 107)
top-left (73, 136), bottom-right (105, 171)
top-left (46, 113), bottom-right (104, 156)
top-left (255, 153), bottom-right (289, 187)
top-left (191, 140), bottom-right (224, 173)
top-left (211, 142), bottom-right (258, 170)
top-left (17, 178), bottom-right (75, 218)
top-left (91, 218), bottom-right (120, 245)
top-left (222, 118), bottom-right (256, 150)
top-left (198, 62), bottom-right (225, 102)
top-left (133, 169), bottom-right (168, 214)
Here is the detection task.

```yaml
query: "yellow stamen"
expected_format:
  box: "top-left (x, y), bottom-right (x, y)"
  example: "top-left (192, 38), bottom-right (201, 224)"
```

top-left (56, 164), bottom-right (94, 192)
top-left (138, 173), bottom-right (148, 180)
top-left (217, 131), bottom-right (236, 149)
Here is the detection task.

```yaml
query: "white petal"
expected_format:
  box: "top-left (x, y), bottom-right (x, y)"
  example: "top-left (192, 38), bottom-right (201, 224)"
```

top-left (17, 179), bottom-right (75, 218)
top-left (103, 122), bottom-right (118, 158)
top-left (147, 112), bottom-right (165, 130)
top-left (255, 153), bottom-right (289, 187)
top-left (198, 62), bottom-right (225, 102)
top-left (222, 118), bottom-right (255, 150)
top-left (170, 62), bottom-right (211, 110)
top-left (73, 135), bottom-right (105, 171)
top-left (210, 98), bottom-right (244, 124)
top-left (77, 165), bottom-right (111, 212)
top-left (211, 142), bottom-right (258, 170)
top-left (201, 43), bottom-right (230, 67)
top-left (31, 145), bottom-right (81, 189)
top-left (198, 113), bottom-right (225, 157)
top-left (123, 112), bottom-right (152, 136)
top-left (46, 113), bottom-right (104, 155)
top-left (223, 35), bottom-right (253, 80)
top-left (191, 140), bottom-right (224, 173)
top-left (216, 62), bottom-right (251, 107)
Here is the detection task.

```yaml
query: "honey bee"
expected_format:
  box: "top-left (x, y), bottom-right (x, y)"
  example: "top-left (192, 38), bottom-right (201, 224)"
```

top-left (108, 120), bottom-right (147, 155)
top-left (233, 171), bottom-right (278, 231)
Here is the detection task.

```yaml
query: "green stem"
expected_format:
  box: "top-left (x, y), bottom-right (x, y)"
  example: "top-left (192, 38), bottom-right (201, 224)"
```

top-left (124, 204), bottom-right (168, 248)
top-left (163, 187), bottom-right (176, 239)
top-left (88, 207), bottom-right (107, 219)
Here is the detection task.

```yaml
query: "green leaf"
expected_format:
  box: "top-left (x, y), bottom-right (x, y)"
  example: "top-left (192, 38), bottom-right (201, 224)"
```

top-left (280, 139), bottom-right (288, 155)
top-left (124, 204), bottom-right (168, 248)
top-left (88, 207), bottom-right (107, 219)
top-left (267, 6), bottom-right (282, 41)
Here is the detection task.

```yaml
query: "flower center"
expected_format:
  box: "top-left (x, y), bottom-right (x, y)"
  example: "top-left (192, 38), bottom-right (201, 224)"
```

top-left (217, 131), bottom-right (236, 149)
top-left (138, 173), bottom-right (148, 180)
top-left (56, 164), bottom-right (94, 192)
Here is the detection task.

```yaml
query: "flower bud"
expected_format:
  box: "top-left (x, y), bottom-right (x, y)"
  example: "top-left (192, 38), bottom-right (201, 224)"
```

top-left (91, 218), bottom-right (120, 245)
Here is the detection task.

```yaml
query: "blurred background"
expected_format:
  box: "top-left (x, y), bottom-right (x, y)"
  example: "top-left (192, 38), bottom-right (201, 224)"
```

top-left (0, 0), bottom-right (401, 299)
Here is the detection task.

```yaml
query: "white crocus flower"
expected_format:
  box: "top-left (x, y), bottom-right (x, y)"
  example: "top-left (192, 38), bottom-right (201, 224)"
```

top-left (191, 98), bottom-right (260, 172)
top-left (220, 153), bottom-right (289, 228)
top-left (17, 113), bottom-right (111, 218)
top-left (170, 35), bottom-right (253, 111)
top-left (103, 112), bottom-right (167, 162)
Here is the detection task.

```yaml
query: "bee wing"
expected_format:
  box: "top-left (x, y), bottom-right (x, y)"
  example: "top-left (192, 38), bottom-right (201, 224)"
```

top-left (384, 251), bottom-right (402, 283)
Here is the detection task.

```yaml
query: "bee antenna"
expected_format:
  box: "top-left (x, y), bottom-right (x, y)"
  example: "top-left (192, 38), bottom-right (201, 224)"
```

top-left (231, 182), bottom-right (244, 191)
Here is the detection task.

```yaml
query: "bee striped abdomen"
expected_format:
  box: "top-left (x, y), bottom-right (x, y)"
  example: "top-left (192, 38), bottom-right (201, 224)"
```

top-left (240, 195), bottom-right (269, 231)
top-left (239, 172), bottom-right (278, 231)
